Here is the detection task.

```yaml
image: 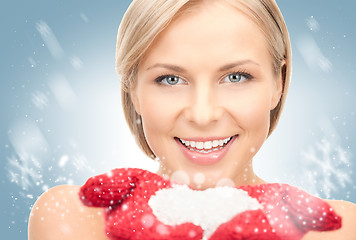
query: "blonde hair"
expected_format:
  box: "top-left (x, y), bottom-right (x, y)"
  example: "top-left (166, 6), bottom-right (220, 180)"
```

top-left (116, 0), bottom-right (292, 159)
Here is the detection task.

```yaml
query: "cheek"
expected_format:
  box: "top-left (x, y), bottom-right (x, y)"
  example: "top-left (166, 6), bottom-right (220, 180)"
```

top-left (140, 92), bottom-right (179, 131)
top-left (224, 89), bottom-right (271, 135)
top-left (138, 90), bottom-right (183, 155)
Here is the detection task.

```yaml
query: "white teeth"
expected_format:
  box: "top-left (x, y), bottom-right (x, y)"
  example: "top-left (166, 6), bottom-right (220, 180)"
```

top-left (188, 146), bottom-right (224, 153)
top-left (196, 142), bottom-right (204, 150)
top-left (204, 141), bottom-right (212, 150)
top-left (179, 137), bottom-right (233, 152)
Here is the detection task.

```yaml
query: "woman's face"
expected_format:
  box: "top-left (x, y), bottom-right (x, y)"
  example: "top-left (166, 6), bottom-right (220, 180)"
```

top-left (132, 2), bottom-right (282, 189)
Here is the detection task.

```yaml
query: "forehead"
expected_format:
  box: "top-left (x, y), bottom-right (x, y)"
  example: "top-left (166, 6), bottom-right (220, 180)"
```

top-left (140, 1), bottom-right (272, 71)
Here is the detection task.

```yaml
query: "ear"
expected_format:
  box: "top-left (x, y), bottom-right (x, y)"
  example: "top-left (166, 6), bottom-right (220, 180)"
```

top-left (130, 87), bottom-right (141, 115)
top-left (270, 61), bottom-right (285, 110)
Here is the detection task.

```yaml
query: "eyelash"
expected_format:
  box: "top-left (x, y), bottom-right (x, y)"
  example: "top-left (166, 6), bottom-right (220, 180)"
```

top-left (154, 71), bottom-right (254, 86)
top-left (221, 71), bottom-right (254, 83)
top-left (154, 74), bottom-right (186, 86)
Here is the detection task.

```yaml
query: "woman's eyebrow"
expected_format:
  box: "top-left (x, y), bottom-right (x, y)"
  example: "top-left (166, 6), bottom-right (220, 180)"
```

top-left (218, 60), bottom-right (260, 72)
top-left (146, 60), bottom-right (259, 73)
top-left (146, 63), bottom-right (187, 73)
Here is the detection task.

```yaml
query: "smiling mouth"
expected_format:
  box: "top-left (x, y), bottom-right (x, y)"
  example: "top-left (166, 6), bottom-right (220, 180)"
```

top-left (176, 136), bottom-right (235, 154)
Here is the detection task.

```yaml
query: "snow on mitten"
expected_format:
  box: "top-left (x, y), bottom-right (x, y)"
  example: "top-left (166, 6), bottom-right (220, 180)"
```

top-left (80, 169), bottom-right (342, 240)
top-left (147, 184), bottom-right (270, 240)
top-left (147, 182), bottom-right (341, 240)
top-left (80, 168), bottom-right (204, 240)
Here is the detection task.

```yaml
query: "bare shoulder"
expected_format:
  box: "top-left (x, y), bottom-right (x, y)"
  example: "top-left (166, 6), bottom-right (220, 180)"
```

top-left (28, 185), bottom-right (108, 240)
top-left (303, 199), bottom-right (356, 240)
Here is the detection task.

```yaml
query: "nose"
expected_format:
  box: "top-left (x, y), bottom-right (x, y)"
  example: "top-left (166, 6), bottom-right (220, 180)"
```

top-left (183, 83), bottom-right (224, 127)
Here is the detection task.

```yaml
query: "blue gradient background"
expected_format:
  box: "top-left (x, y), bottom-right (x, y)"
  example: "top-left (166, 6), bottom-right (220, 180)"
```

top-left (1, 1), bottom-right (355, 239)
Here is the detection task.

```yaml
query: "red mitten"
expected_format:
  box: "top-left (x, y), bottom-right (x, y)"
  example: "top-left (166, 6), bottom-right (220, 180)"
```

top-left (80, 169), bottom-right (342, 240)
top-left (239, 183), bottom-right (342, 239)
top-left (209, 209), bottom-right (280, 240)
top-left (80, 168), bottom-right (203, 240)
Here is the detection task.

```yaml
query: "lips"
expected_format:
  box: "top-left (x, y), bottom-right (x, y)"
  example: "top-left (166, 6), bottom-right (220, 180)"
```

top-left (175, 135), bottom-right (237, 165)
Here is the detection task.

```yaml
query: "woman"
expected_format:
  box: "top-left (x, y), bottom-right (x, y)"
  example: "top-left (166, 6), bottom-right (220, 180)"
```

top-left (28, 0), bottom-right (356, 239)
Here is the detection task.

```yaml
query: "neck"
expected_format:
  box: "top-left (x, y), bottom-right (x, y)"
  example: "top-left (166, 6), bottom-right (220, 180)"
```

top-left (232, 161), bottom-right (266, 187)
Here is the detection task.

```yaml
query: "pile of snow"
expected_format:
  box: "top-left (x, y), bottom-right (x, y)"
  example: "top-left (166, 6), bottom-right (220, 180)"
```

top-left (148, 185), bottom-right (262, 239)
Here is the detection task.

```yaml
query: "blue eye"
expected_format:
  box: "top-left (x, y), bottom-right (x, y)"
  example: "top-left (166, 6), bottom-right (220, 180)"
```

top-left (222, 72), bottom-right (252, 83)
top-left (155, 75), bottom-right (185, 85)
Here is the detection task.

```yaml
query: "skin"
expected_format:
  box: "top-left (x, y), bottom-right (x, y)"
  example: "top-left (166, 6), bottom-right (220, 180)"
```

top-left (28, 1), bottom-right (356, 239)
top-left (132, 2), bottom-right (281, 190)
top-left (28, 185), bottom-right (108, 240)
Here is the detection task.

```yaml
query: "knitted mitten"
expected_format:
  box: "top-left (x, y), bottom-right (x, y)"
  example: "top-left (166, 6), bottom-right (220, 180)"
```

top-left (80, 168), bottom-right (203, 240)
top-left (80, 168), bottom-right (341, 240)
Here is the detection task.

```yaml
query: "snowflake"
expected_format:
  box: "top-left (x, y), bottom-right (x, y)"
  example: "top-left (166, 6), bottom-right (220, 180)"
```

top-left (32, 91), bottom-right (49, 110)
top-left (69, 56), bottom-right (83, 70)
top-left (7, 152), bottom-right (43, 191)
top-left (302, 138), bottom-right (352, 199)
top-left (305, 16), bottom-right (319, 32)
top-left (36, 20), bottom-right (63, 59)
top-left (72, 153), bottom-right (95, 173)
